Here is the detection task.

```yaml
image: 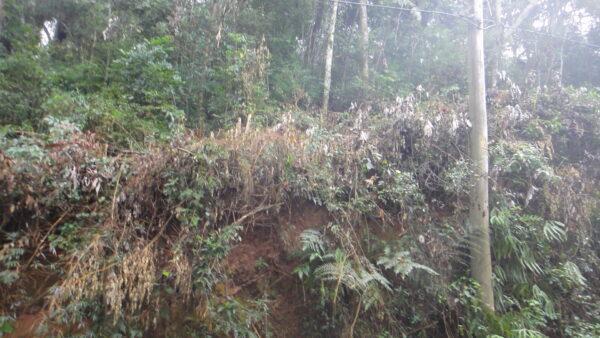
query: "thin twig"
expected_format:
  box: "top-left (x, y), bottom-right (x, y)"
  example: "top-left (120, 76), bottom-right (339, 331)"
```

top-left (25, 208), bottom-right (71, 268)
top-left (404, 321), bottom-right (438, 335)
top-left (349, 299), bottom-right (361, 338)
top-left (175, 146), bottom-right (195, 156)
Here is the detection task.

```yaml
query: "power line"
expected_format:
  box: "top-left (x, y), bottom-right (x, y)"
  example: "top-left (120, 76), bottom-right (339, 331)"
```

top-left (481, 22), bottom-right (600, 50)
top-left (327, 0), bottom-right (478, 25)
top-left (328, 0), bottom-right (600, 51)
top-left (513, 27), bottom-right (600, 50)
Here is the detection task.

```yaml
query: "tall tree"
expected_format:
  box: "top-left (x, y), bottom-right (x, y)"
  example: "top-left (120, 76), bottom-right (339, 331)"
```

top-left (489, 0), bottom-right (503, 89)
top-left (0, 0), bottom-right (4, 37)
top-left (468, 0), bottom-right (494, 311)
top-left (322, 0), bottom-right (338, 114)
top-left (305, 0), bottom-right (325, 65)
top-left (489, 0), bottom-right (541, 88)
top-left (358, 0), bottom-right (369, 82)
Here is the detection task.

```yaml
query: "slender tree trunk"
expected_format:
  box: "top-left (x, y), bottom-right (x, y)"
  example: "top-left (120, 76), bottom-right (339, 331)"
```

top-left (0, 0), bottom-right (4, 37)
top-left (504, 0), bottom-right (540, 39)
top-left (306, 0), bottom-right (325, 65)
top-left (322, 0), bottom-right (338, 115)
top-left (489, 0), bottom-right (503, 89)
top-left (468, 0), bottom-right (494, 311)
top-left (358, 0), bottom-right (369, 83)
top-left (104, 4), bottom-right (112, 83)
top-left (558, 32), bottom-right (566, 86)
top-left (489, 0), bottom-right (540, 89)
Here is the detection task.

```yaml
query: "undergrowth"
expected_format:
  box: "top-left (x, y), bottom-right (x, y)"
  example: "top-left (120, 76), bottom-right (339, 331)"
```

top-left (0, 86), bottom-right (599, 337)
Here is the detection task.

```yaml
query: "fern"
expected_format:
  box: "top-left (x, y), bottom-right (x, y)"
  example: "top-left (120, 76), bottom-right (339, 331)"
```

top-left (561, 262), bottom-right (586, 287)
top-left (376, 247), bottom-right (438, 277)
top-left (312, 251), bottom-right (389, 310)
top-left (314, 249), bottom-right (352, 304)
top-left (542, 221), bottom-right (566, 242)
top-left (551, 261), bottom-right (587, 289)
top-left (491, 207), bottom-right (566, 286)
top-left (298, 229), bottom-right (391, 310)
top-left (510, 328), bottom-right (546, 338)
top-left (358, 259), bottom-right (392, 292)
top-left (531, 285), bottom-right (556, 320)
top-left (299, 229), bottom-right (325, 259)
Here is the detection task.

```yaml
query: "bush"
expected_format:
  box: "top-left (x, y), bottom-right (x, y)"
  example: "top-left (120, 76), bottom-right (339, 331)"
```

top-left (111, 36), bottom-right (182, 108)
top-left (0, 52), bottom-right (50, 126)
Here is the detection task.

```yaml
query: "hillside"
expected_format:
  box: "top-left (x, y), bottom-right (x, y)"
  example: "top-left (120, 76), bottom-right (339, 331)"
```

top-left (2, 87), bottom-right (599, 336)
top-left (1, 0), bottom-right (600, 337)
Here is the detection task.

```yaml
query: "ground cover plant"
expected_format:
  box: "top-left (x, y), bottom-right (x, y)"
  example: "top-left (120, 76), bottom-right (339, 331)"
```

top-left (1, 85), bottom-right (599, 336)
top-left (1, 0), bottom-right (599, 336)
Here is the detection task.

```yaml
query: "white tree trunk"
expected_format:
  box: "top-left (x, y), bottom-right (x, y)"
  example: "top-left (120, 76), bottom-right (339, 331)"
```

top-left (468, 0), bottom-right (494, 311)
top-left (489, 0), bottom-right (540, 89)
top-left (504, 0), bottom-right (541, 40)
top-left (322, 0), bottom-right (339, 114)
top-left (489, 0), bottom-right (503, 89)
top-left (358, 0), bottom-right (369, 83)
top-left (0, 0), bottom-right (4, 37)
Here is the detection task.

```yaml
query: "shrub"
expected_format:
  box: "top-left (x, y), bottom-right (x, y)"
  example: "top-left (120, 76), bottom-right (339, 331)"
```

top-left (0, 52), bottom-right (50, 126)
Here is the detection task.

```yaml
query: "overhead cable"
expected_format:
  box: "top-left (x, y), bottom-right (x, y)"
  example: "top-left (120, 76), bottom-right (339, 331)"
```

top-left (328, 0), bottom-right (600, 50)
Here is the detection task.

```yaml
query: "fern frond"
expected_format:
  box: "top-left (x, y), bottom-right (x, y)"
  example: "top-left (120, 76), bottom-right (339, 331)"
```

top-left (559, 261), bottom-right (587, 288)
top-left (377, 248), bottom-right (438, 277)
top-left (542, 221), bottom-right (566, 242)
top-left (357, 259), bottom-right (391, 291)
top-left (531, 285), bottom-right (556, 320)
top-left (299, 229), bottom-right (325, 255)
top-left (511, 328), bottom-right (546, 338)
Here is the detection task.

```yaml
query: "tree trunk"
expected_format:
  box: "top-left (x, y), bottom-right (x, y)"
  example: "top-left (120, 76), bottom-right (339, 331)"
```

top-left (504, 0), bottom-right (540, 40)
top-left (558, 31), bottom-right (566, 87)
top-left (358, 0), bottom-right (369, 83)
top-left (322, 0), bottom-right (338, 115)
top-left (0, 0), bottom-right (4, 37)
top-left (305, 0), bottom-right (325, 65)
top-left (468, 0), bottom-right (494, 311)
top-left (489, 0), bottom-right (503, 89)
top-left (489, 0), bottom-right (540, 89)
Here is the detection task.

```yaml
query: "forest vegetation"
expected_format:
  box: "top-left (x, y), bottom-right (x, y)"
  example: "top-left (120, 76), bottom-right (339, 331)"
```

top-left (0, 0), bottom-right (599, 337)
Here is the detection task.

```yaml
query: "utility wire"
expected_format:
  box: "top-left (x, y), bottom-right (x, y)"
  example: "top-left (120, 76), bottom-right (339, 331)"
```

top-left (328, 0), bottom-right (600, 51)
top-left (514, 26), bottom-right (600, 50)
top-left (327, 0), bottom-right (491, 26)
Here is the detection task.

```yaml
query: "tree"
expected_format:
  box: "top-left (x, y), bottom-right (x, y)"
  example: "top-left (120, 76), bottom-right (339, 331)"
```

top-left (489, 0), bottom-right (541, 88)
top-left (488, 0), bottom-right (503, 89)
top-left (305, 0), bottom-right (325, 65)
top-left (358, 0), bottom-right (369, 83)
top-left (467, 0), bottom-right (494, 311)
top-left (0, 0), bottom-right (4, 36)
top-left (322, 0), bottom-right (338, 114)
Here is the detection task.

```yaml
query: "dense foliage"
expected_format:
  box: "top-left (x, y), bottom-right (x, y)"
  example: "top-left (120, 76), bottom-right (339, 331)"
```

top-left (0, 0), bottom-right (599, 337)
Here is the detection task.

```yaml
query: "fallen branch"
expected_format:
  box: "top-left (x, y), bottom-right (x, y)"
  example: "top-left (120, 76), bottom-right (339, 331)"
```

top-left (233, 203), bottom-right (282, 226)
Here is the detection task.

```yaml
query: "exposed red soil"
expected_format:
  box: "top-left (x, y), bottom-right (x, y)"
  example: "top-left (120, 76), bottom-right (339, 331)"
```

top-left (7, 313), bottom-right (45, 338)
top-left (225, 201), bottom-right (331, 337)
top-left (7, 202), bottom-right (331, 337)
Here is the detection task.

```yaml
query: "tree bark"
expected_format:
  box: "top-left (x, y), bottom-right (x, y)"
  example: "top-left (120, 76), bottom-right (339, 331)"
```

top-left (504, 0), bottom-right (541, 40)
top-left (358, 0), bottom-right (369, 83)
top-left (489, 0), bottom-right (540, 89)
top-left (322, 0), bottom-right (338, 115)
top-left (468, 0), bottom-right (494, 311)
top-left (305, 0), bottom-right (325, 65)
top-left (489, 0), bottom-right (503, 89)
top-left (0, 0), bottom-right (4, 37)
